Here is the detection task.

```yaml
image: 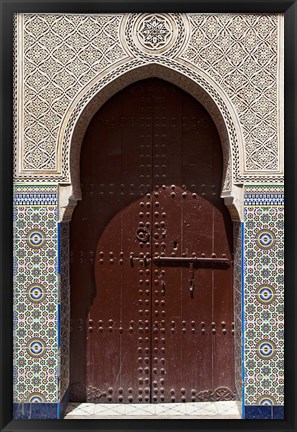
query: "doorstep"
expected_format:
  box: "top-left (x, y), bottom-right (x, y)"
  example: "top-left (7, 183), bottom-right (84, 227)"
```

top-left (64, 400), bottom-right (241, 419)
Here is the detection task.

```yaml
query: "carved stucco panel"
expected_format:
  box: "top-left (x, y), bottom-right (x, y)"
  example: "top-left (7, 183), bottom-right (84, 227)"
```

top-left (14, 12), bottom-right (283, 185)
top-left (16, 13), bottom-right (129, 175)
top-left (181, 13), bottom-right (283, 175)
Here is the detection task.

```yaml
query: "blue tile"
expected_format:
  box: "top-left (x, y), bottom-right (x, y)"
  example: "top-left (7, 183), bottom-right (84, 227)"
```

top-left (14, 403), bottom-right (58, 419)
top-left (273, 406), bottom-right (284, 419)
top-left (31, 403), bottom-right (58, 419)
top-left (14, 403), bottom-right (31, 419)
top-left (245, 405), bottom-right (272, 419)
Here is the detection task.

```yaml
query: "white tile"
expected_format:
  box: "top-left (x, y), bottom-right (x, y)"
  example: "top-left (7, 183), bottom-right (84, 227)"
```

top-left (215, 401), bottom-right (239, 415)
top-left (64, 401), bottom-right (241, 419)
top-left (65, 402), bottom-right (95, 416)
top-left (65, 414), bottom-right (241, 420)
top-left (93, 404), bottom-right (127, 416)
top-left (186, 401), bottom-right (218, 416)
top-left (125, 404), bottom-right (156, 415)
top-left (155, 403), bottom-right (187, 416)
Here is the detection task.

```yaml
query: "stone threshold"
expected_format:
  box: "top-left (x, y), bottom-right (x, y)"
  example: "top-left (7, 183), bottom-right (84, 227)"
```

top-left (64, 401), bottom-right (241, 419)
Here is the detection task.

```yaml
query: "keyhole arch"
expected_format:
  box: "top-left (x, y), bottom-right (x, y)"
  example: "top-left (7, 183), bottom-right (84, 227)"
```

top-left (58, 61), bottom-right (244, 223)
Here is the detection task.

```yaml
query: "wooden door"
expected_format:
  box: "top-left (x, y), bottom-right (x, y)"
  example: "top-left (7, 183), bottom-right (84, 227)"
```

top-left (70, 79), bottom-right (235, 403)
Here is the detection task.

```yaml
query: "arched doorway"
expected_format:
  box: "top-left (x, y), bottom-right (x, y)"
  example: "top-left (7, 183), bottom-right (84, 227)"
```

top-left (70, 78), bottom-right (235, 404)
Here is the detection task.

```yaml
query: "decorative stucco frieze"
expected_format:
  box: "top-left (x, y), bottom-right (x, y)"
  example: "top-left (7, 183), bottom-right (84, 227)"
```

top-left (181, 14), bottom-right (283, 176)
top-left (16, 13), bottom-right (129, 176)
top-left (14, 13), bottom-right (283, 186)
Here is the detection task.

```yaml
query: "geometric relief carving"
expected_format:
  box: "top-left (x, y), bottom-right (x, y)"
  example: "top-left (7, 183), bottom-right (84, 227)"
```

top-left (196, 387), bottom-right (236, 402)
top-left (15, 13), bottom-right (283, 184)
top-left (124, 13), bottom-right (189, 58)
top-left (19, 13), bottom-right (128, 173)
top-left (134, 14), bottom-right (176, 53)
top-left (181, 14), bottom-right (282, 175)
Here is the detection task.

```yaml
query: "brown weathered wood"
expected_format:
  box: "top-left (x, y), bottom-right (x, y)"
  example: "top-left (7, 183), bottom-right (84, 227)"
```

top-left (70, 78), bottom-right (235, 403)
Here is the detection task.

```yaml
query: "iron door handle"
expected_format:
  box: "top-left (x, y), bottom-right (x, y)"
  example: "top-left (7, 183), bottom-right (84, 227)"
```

top-left (153, 255), bottom-right (229, 295)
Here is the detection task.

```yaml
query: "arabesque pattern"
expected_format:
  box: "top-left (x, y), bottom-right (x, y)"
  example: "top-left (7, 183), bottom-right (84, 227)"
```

top-left (15, 13), bottom-right (283, 183)
top-left (181, 14), bottom-right (281, 173)
top-left (20, 14), bottom-right (127, 172)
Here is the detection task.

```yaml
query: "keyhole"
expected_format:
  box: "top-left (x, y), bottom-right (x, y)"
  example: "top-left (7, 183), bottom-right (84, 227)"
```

top-left (173, 241), bottom-right (178, 250)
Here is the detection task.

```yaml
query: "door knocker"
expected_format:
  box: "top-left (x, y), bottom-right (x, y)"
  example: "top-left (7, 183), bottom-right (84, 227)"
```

top-left (136, 227), bottom-right (150, 242)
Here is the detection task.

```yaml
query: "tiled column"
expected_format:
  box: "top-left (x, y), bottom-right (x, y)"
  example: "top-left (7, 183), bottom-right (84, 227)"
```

top-left (243, 185), bottom-right (284, 420)
top-left (13, 184), bottom-right (67, 419)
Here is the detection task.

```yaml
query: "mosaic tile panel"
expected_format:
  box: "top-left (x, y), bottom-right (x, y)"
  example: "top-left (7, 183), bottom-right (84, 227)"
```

top-left (59, 222), bottom-right (70, 403)
top-left (243, 185), bottom-right (284, 408)
top-left (13, 185), bottom-right (60, 404)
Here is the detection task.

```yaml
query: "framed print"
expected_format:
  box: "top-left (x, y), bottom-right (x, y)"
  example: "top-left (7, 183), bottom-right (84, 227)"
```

top-left (0, 1), bottom-right (296, 431)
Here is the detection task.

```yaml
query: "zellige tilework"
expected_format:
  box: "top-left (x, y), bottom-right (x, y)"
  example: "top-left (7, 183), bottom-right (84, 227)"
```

top-left (243, 185), bottom-right (284, 412)
top-left (13, 185), bottom-right (60, 408)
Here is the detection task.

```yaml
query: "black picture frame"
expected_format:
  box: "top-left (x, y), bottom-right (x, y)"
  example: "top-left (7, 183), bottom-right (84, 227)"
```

top-left (0, 1), bottom-right (296, 431)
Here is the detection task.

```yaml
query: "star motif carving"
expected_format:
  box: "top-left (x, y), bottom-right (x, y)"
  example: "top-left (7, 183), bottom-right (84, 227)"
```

top-left (138, 15), bottom-right (172, 50)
